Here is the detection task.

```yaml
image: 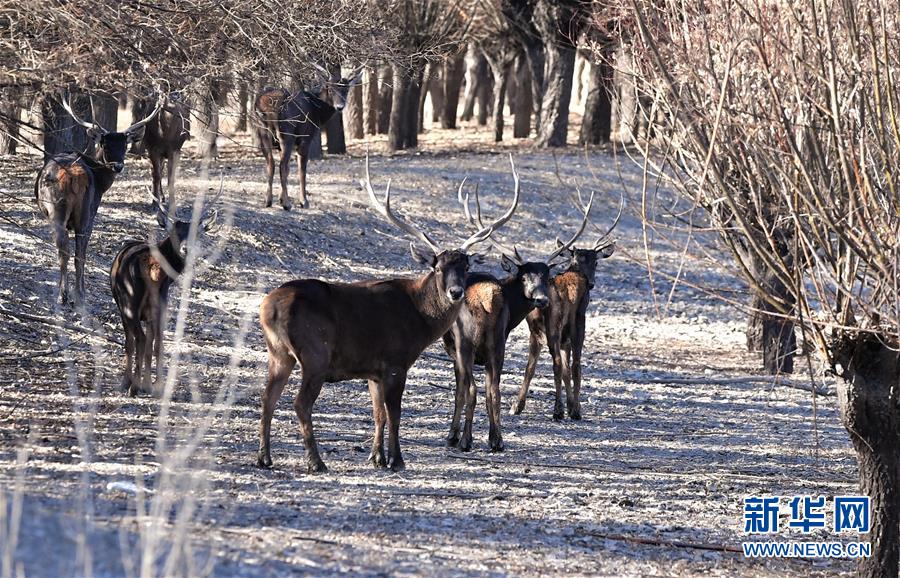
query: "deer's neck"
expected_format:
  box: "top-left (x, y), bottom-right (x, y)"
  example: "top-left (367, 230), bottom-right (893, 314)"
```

top-left (156, 238), bottom-right (186, 278)
top-left (303, 93), bottom-right (337, 128)
top-left (410, 272), bottom-right (462, 341)
top-left (83, 157), bottom-right (118, 196)
top-left (501, 275), bottom-right (533, 333)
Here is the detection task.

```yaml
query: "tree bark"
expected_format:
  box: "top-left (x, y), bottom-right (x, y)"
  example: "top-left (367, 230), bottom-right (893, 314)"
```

top-left (388, 63), bottom-right (424, 151)
top-left (485, 54), bottom-right (512, 142)
top-left (343, 70), bottom-right (364, 140)
top-left (429, 65), bottom-right (445, 124)
top-left (91, 91), bottom-right (118, 133)
top-left (579, 51), bottom-right (614, 145)
top-left (377, 65), bottom-right (393, 135)
top-left (442, 52), bottom-right (465, 129)
top-left (42, 92), bottom-right (93, 160)
top-left (0, 87), bottom-right (22, 155)
top-left (746, 253), bottom-right (796, 374)
top-left (237, 81), bottom-right (249, 132)
top-left (195, 89), bottom-right (220, 175)
top-left (461, 44), bottom-right (486, 122)
top-left (417, 63), bottom-right (434, 133)
top-left (833, 333), bottom-right (900, 578)
top-left (475, 66), bottom-right (493, 126)
top-left (364, 67), bottom-right (379, 135)
top-left (512, 54), bottom-right (533, 138)
top-left (534, 0), bottom-right (580, 148)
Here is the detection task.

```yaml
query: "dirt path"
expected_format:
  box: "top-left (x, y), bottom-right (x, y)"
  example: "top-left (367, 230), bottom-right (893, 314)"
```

top-left (0, 137), bottom-right (858, 577)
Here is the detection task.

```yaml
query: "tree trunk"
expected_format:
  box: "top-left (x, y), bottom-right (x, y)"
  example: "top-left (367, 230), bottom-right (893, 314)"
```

top-left (325, 114), bottom-right (346, 154)
top-left (746, 253), bottom-right (796, 374)
top-left (364, 67), bottom-right (379, 135)
top-left (579, 52), bottom-right (614, 145)
top-left (429, 66), bottom-right (445, 124)
top-left (442, 52), bottom-right (465, 129)
top-left (476, 67), bottom-right (493, 127)
top-left (523, 40), bottom-right (545, 135)
top-left (237, 81), bottom-right (249, 132)
top-left (42, 92), bottom-right (93, 160)
top-left (388, 63), bottom-right (424, 151)
top-left (309, 131), bottom-right (323, 161)
top-left (343, 69), bottom-right (364, 140)
top-left (0, 88), bottom-right (22, 155)
top-left (461, 45), bottom-right (486, 122)
top-left (417, 63), bottom-right (434, 134)
top-left (486, 55), bottom-right (511, 142)
top-left (377, 66), bottom-right (393, 135)
top-left (534, 0), bottom-right (579, 147)
top-left (91, 91), bottom-right (118, 133)
top-left (513, 54), bottom-right (533, 138)
top-left (833, 333), bottom-right (900, 578)
top-left (195, 89), bottom-right (220, 175)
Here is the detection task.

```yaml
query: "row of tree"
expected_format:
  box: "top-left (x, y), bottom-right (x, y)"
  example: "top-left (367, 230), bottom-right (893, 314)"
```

top-left (0, 0), bottom-right (639, 161)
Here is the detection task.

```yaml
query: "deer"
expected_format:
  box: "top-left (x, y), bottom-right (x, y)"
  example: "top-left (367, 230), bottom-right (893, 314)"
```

top-left (442, 178), bottom-right (594, 452)
top-left (257, 156), bottom-right (519, 474)
top-left (109, 192), bottom-right (218, 396)
top-left (510, 193), bottom-right (623, 421)
top-left (254, 64), bottom-right (363, 210)
top-left (134, 91), bottom-right (190, 213)
top-left (35, 91), bottom-right (163, 306)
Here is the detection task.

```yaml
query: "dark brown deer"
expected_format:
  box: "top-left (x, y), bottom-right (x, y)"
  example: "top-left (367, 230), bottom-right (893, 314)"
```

top-left (110, 195), bottom-right (217, 396)
top-left (511, 196), bottom-right (622, 420)
top-left (442, 167), bottom-right (569, 452)
top-left (257, 157), bottom-right (519, 473)
top-left (135, 91), bottom-right (190, 212)
top-left (35, 91), bottom-right (163, 305)
top-left (254, 65), bottom-right (362, 210)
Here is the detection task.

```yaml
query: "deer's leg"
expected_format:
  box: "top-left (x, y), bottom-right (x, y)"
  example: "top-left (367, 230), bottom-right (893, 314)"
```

top-left (294, 366), bottom-right (327, 474)
top-left (141, 317), bottom-right (155, 394)
top-left (51, 223), bottom-right (70, 305)
top-left (130, 323), bottom-right (146, 397)
top-left (119, 316), bottom-right (135, 393)
top-left (278, 138), bottom-right (294, 211)
top-left (458, 345), bottom-right (477, 452)
top-left (548, 334), bottom-right (565, 421)
top-left (166, 151), bottom-right (180, 211)
top-left (560, 340), bottom-right (574, 418)
top-left (447, 332), bottom-right (468, 447)
top-left (485, 336), bottom-right (506, 452)
top-left (149, 151), bottom-right (163, 205)
top-left (511, 316), bottom-right (543, 415)
top-left (152, 303), bottom-right (165, 392)
top-left (569, 318), bottom-right (586, 420)
top-left (383, 367), bottom-right (408, 471)
top-left (73, 228), bottom-right (89, 307)
top-left (297, 151), bottom-right (309, 209)
top-left (263, 145), bottom-right (275, 208)
top-left (367, 379), bottom-right (387, 468)
top-left (257, 348), bottom-right (294, 469)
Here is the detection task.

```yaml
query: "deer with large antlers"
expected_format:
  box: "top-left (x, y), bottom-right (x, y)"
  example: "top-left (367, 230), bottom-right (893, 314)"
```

top-left (110, 193), bottom-right (218, 396)
top-left (510, 193), bottom-right (622, 421)
top-left (254, 64), bottom-right (362, 210)
top-left (441, 163), bottom-right (560, 452)
top-left (35, 91), bottom-right (163, 305)
top-left (257, 156), bottom-right (518, 473)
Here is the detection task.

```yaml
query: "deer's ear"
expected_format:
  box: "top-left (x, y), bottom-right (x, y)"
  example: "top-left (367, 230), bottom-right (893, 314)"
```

top-left (597, 243), bottom-right (615, 258)
top-left (500, 254), bottom-right (516, 272)
top-left (410, 243), bottom-right (436, 267)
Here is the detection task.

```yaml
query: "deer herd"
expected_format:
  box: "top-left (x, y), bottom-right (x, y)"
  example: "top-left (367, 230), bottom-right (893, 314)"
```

top-left (32, 69), bottom-right (620, 474)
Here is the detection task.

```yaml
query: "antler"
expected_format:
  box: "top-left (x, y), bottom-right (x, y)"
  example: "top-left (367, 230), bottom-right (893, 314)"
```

top-left (458, 153), bottom-right (520, 252)
top-left (572, 186), bottom-right (624, 252)
top-left (124, 90), bottom-right (164, 136)
top-left (363, 155), bottom-right (442, 255)
top-left (458, 178), bottom-right (524, 265)
top-left (546, 191), bottom-right (595, 263)
top-left (60, 90), bottom-right (104, 134)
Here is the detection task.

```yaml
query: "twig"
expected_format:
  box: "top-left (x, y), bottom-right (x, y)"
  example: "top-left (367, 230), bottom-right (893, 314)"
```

top-left (582, 531), bottom-right (743, 554)
top-left (619, 374), bottom-right (835, 396)
top-left (0, 306), bottom-right (122, 346)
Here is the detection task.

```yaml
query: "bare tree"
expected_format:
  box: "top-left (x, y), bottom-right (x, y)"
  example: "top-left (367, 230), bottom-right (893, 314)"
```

top-left (612, 1), bottom-right (900, 574)
top-left (533, 0), bottom-right (583, 147)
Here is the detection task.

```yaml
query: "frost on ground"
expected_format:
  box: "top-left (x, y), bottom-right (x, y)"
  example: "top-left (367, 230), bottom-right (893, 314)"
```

top-left (0, 131), bottom-right (859, 577)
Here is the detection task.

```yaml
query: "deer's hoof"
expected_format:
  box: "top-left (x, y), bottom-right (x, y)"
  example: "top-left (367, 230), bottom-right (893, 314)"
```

top-left (569, 408), bottom-right (582, 421)
top-left (553, 408), bottom-right (564, 422)
top-left (489, 434), bottom-right (504, 453)
top-left (257, 453), bottom-right (273, 469)
top-left (387, 456), bottom-right (405, 472)
top-left (264, 200), bottom-right (273, 208)
top-left (119, 376), bottom-right (132, 393)
top-left (446, 430), bottom-right (460, 447)
top-left (457, 435), bottom-right (473, 453)
top-left (282, 203), bottom-right (292, 211)
top-left (369, 450), bottom-right (387, 468)
top-left (307, 459), bottom-right (328, 474)
top-left (509, 402), bottom-right (524, 415)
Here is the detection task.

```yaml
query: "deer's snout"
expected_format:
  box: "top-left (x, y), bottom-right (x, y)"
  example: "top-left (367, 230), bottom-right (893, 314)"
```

top-left (532, 294), bottom-right (549, 309)
top-left (447, 286), bottom-right (465, 302)
top-left (112, 162), bottom-right (125, 173)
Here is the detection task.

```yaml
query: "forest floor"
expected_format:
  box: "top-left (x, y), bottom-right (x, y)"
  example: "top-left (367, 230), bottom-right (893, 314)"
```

top-left (0, 122), bottom-right (860, 577)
